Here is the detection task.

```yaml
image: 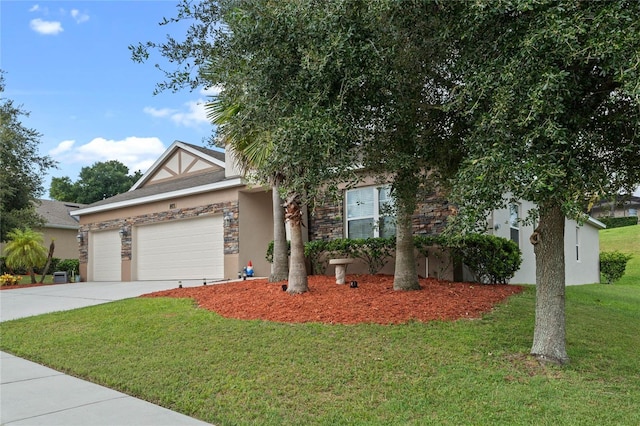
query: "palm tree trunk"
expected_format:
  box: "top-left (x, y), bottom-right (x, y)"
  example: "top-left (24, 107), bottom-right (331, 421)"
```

top-left (39, 240), bottom-right (55, 283)
top-left (393, 207), bottom-right (420, 291)
top-left (285, 195), bottom-right (308, 294)
top-left (531, 202), bottom-right (569, 365)
top-left (269, 185), bottom-right (289, 282)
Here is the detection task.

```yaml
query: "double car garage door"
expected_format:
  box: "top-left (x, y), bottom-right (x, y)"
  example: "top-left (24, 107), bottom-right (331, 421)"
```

top-left (90, 216), bottom-right (223, 281)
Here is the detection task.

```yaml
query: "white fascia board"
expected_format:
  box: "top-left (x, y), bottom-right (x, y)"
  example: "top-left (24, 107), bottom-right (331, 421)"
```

top-left (44, 224), bottom-right (80, 230)
top-left (71, 177), bottom-right (244, 217)
top-left (587, 216), bottom-right (606, 229)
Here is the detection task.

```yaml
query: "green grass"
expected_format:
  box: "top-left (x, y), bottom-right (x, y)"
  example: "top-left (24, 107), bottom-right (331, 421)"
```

top-left (1, 282), bottom-right (639, 425)
top-left (0, 227), bottom-right (637, 424)
top-left (599, 224), bottom-right (639, 285)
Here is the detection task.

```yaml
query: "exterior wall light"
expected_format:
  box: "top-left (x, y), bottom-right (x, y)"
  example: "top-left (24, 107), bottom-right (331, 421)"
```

top-left (76, 232), bottom-right (83, 243)
top-left (119, 227), bottom-right (128, 238)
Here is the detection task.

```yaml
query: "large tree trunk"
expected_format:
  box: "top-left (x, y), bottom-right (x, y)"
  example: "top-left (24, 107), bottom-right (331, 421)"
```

top-left (285, 195), bottom-right (308, 294)
top-left (270, 185), bottom-right (289, 282)
top-left (531, 202), bottom-right (569, 365)
top-left (393, 207), bottom-right (420, 291)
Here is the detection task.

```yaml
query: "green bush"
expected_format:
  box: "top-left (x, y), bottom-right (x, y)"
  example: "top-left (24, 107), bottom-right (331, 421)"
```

top-left (265, 240), bottom-right (291, 263)
top-left (597, 216), bottom-right (638, 229)
top-left (304, 240), bottom-right (329, 274)
top-left (57, 259), bottom-right (80, 276)
top-left (350, 238), bottom-right (395, 274)
top-left (600, 251), bottom-right (633, 284)
top-left (450, 234), bottom-right (522, 284)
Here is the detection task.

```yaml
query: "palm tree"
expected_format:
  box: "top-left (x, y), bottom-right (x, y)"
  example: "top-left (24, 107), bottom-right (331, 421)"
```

top-left (3, 228), bottom-right (47, 283)
top-left (206, 97), bottom-right (291, 284)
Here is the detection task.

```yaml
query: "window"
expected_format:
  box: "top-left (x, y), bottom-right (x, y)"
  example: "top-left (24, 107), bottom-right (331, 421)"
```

top-left (509, 203), bottom-right (520, 246)
top-left (346, 186), bottom-right (395, 239)
top-left (575, 227), bottom-right (580, 261)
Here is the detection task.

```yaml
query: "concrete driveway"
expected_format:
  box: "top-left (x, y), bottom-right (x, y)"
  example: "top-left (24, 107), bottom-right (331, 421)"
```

top-left (0, 280), bottom-right (213, 425)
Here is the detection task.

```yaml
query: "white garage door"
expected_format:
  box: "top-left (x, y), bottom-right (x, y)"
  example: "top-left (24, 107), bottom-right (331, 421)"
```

top-left (90, 230), bottom-right (121, 281)
top-left (135, 216), bottom-right (224, 281)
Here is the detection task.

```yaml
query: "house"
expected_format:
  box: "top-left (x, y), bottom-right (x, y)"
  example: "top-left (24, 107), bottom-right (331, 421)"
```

top-left (589, 195), bottom-right (640, 220)
top-left (0, 199), bottom-right (84, 261)
top-left (72, 141), bottom-right (604, 284)
top-left (487, 201), bottom-right (605, 285)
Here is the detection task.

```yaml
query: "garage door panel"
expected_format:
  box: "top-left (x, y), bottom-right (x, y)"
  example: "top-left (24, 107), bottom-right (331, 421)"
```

top-left (90, 230), bottom-right (121, 281)
top-left (135, 216), bottom-right (223, 280)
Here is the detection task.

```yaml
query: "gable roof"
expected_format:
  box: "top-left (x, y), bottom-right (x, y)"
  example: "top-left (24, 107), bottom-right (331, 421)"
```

top-left (36, 199), bottom-right (85, 229)
top-left (130, 140), bottom-right (226, 190)
top-left (72, 145), bottom-right (243, 217)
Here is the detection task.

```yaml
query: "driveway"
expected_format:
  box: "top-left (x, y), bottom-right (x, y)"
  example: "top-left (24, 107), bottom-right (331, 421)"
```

top-left (0, 279), bottom-right (213, 426)
top-left (0, 279), bottom-right (205, 322)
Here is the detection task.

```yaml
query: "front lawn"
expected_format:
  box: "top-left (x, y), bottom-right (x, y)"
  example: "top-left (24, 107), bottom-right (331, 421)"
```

top-left (599, 224), bottom-right (639, 286)
top-left (1, 282), bottom-right (639, 425)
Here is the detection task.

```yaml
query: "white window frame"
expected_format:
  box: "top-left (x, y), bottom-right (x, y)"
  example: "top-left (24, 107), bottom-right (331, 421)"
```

top-left (509, 203), bottom-right (520, 247)
top-left (345, 186), bottom-right (395, 239)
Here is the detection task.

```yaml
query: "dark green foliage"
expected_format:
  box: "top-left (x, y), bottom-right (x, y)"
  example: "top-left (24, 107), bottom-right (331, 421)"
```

top-left (265, 240), bottom-right (291, 263)
top-left (450, 234), bottom-right (522, 284)
top-left (0, 71), bottom-right (55, 241)
top-left (600, 251), bottom-right (633, 284)
top-left (57, 259), bottom-right (80, 276)
top-left (597, 217), bottom-right (638, 229)
top-left (50, 160), bottom-right (142, 204)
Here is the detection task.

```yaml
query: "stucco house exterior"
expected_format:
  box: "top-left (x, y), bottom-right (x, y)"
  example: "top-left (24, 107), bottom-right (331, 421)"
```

top-left (488, 201), bottom-right (605, 285)
top-left (72, 141), bottom-right (604, 285)
top-left (1, 199), bottom-right (84, 261)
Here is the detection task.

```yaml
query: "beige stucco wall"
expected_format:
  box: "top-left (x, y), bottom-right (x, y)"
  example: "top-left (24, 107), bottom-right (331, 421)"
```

top-left (238, 189), bottom-right (274, 278)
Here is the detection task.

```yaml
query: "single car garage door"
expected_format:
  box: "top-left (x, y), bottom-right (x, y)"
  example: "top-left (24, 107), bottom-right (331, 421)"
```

top-left (90, 230), bottom-right (121, 281)
top-left (134, 215), bottom-right (223, 281)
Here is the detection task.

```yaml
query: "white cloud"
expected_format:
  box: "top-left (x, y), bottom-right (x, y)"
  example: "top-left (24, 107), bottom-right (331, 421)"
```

top-left (144, 100), bottom-right (210, 128)
top-left (70, 9), bottom-right (90, 24)
top-left (51, 136), bottom-right (166, 174)
top-left (170, 100), bottom-right (209, 127)
top-left (49, 140), bottom-right (75, 155)
top-left (29, 5), bottom-right (41, 12)
top-left (200, 85), bottom-right (223, 97)
top-left (30, 18), bottom-right (63, 35)
top-left (143, 106), bottom-right (176, 118)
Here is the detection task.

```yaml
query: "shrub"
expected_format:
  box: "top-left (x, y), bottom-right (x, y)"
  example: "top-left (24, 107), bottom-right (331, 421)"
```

top-left (450, 234), bottom-right (522, 284)
top-left (1, 273), bottom-right (20, 286)
top-left (600, 251), bottom-right (633, 284)
top-left (597, 216), bottom-right (638, 229)
top-left (57, 259), bottom-right (80, 276)
top-left (304, 240), bottom-right (328, 274)
top-left (265, 240), bottom-right (291, 263)
top-left (350, 237), bottom-right (395, 274)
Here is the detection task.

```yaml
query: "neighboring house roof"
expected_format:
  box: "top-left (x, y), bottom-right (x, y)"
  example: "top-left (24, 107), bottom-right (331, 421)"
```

top-left (36, 199), bottom-right (85, 230)
top-left (72, 142), bottom-right (243, 217)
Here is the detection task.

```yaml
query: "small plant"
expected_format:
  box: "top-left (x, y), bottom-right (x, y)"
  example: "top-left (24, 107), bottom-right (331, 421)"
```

top-left (0, 273), bottom-right (20, 286)
top-left (57, 259), bottom-right (80, 276)
top-left (600, 251), bottom-right (633, 284)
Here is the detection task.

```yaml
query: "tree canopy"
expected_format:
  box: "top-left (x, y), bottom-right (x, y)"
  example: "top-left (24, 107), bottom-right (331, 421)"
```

top-left (50, 160), bottom-right (142, 204)
top-left (0, 71), bottom-right (56, 242)
top-left (448, 0), bottom-right (640, 364)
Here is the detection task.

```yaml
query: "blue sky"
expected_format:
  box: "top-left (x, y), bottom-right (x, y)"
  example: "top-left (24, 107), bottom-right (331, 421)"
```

top-left (1, 1), bottom-right (220, 199)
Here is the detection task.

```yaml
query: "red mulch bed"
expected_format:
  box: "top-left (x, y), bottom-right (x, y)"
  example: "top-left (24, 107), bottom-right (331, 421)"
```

top-left (142, 274), bottom-right (524, 325)
top-left (0, 282), bottom-right (59, 290)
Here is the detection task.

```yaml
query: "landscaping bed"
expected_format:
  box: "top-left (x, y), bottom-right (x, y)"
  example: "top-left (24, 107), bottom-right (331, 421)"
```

top-left (143, 274), bottom-right (524, 324)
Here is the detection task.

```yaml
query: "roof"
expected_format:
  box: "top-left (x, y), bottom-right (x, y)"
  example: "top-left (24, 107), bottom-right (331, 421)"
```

top-left (72, 169), bottom-right (243, 216)
top-left (36, 199), bottom-right (85, 229)
top-left (130, 140), bottom-right (226, 191)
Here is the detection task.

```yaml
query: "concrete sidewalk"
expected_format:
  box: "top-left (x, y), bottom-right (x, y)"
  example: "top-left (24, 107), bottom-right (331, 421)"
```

top-left (0, 280), bottom-right (214, 425)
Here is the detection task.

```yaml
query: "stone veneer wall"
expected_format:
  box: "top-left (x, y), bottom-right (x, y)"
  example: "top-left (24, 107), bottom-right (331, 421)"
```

top-left (308, 191), bottom-right (453, 241)
top-left (78, 201), bottom-right (239, 265)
